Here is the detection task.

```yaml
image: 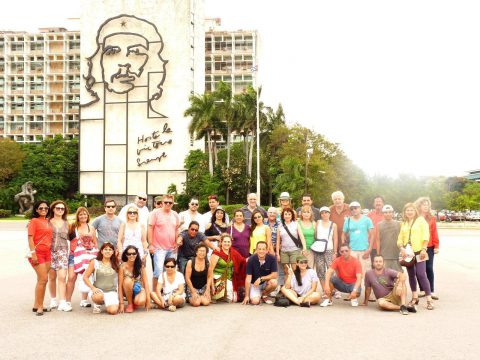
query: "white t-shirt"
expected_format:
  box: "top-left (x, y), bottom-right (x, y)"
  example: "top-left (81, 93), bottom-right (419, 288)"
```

top-left (316, 221), bottom-right (334, 250)
top-left (290, 269), bottom-right (319, 296)
top-left (179, 210), bottom-right (205, 232)
top-left (161, 271), bottom-right (185, 296)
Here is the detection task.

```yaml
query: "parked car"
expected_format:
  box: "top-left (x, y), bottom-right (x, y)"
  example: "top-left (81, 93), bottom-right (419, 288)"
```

top-left (450, 212), bottom-right (466, 221)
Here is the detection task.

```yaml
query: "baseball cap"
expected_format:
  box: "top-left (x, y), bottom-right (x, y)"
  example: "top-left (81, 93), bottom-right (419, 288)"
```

top-left (137, 192), bottom-right (148, 199)
top-left (296, 255), bottom-right (308, 262)
top-left (319, 206), bottom-right (330, 213)
top-left (382, 204), bottom-right (394, 212)
top-left (349, 201), bottom-right (361, 208)
top-left (279, 192), bottom-right (291, 200)
top-left (154, 195), bottom-right (163, 202)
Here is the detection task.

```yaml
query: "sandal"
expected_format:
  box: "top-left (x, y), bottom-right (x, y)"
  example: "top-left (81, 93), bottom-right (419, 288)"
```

top-left (426, 300), bottom-right (434, 310)
top-left (168, 305), bottom-right (177, 312)
top-left (32, 308), bottom-right (49, 312)
top-left (408, 298), bottom-right (419, 307)
top-left (261, 296), bottom-right (273, 305)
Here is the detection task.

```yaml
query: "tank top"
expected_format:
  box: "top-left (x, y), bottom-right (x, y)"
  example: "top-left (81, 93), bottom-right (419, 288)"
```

top-left (123, 265), bottom-right (142, 282)
top-left (229, 224), bottom-right (250, 258)
top-left (250, 225), bottom-right (267, 254)
top-left (123, 223), bottom-right (144, 257)
top-left (316, 221), bottom-right (334, 250)
top-left (190, 257), bottom-right (208, 289)
top-left (299, 221), bottom-right (315, 250)
top-left (214, 256), bottom-right (233, 280)
top-left (51, 220), bottom-right (69, 252)
top-left (93, 260), bottom-right (117, 292)
top-left (76, 225), bottom-right (95, 249)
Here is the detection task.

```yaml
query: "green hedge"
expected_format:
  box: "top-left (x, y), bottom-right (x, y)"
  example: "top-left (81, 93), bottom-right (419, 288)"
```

top-left (0, 209), bottom-right (12, 218)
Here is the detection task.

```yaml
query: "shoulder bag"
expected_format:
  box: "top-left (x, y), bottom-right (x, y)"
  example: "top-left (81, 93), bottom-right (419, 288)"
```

top-left (282, 221), bottom-right (303, 250)
top-left (311, 222), bottom-right (333, 254)
top-left (399, 219), bottom-right (416, 268)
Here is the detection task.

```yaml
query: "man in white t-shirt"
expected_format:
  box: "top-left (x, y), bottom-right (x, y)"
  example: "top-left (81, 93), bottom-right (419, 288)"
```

top-left (179, 197), bottom-right (204, 232)
top-left (119, 193), bottom-right (150, 228)
top-left (201, 194), bottom-right (229, 229)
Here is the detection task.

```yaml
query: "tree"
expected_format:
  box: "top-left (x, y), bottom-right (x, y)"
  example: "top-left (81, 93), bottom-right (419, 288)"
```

top-left (0, 138), bottom-right (25, 186)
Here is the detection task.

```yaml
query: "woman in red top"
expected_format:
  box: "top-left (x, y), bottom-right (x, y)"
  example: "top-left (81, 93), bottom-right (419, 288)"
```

top-left (27, 200), bottom-right (53, 316)
top-left (415, 197), bottom-right (440, 300)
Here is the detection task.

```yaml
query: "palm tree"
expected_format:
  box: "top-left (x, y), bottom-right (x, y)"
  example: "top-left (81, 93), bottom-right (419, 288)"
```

top-left (184, 92), bottom-right (219, 175)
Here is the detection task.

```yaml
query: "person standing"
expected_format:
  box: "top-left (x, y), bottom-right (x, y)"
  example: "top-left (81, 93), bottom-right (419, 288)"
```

top-left (201, 194), bottom-right (229, 230)
top-left (298, 205), bottom-right (316, 268)
top-left (92, 199), bottom-right (123, 248)
top-left (415, 197), bottom-right (440, 300)
top-left (242, 241), bottom-right (278, 305)
top-left (296, 194), bottom-right (321, 221)
top-left (176, 221), bottom-right (207, 273)
top-left (241, 193), bottom-right (267, 226)
top-left (179, 198), bottom-right (204, 232)
top-left (342, 201), bottom-right (374, 287)
top-left (329, 191), bottom-right (350, 254)
top-left (377, 205), bottom-right (402, 272)
top-left (277, 192), bottom-right (293, 218)
top-left (367, 196), bottom-right (385, 265)
top-left (118, 193), bottom-right (150, 229)
top-left (228, 210), bottom-right (251, 258)
top-left (397, 203), bottom-right (434, 310)
top-left (48, 200), bottom-right (70, 312)
top-left (249, 210), bottom-right (273, 255)
top-left (148, 194), bottom-right (180, 295)
top-left (27, 200), bottom-right (52, 316)
top-left (276, 208), bottom-right (307, 276)
top-left (117, 205), bottom-right (148, 263)
top-left (313, 206), bottom-right (338, 289)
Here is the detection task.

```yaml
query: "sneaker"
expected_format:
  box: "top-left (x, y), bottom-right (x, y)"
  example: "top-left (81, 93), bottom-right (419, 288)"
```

top-left (406, 305), bottom-right (417, 313)
top-left (334, 291), bottom-right (342, 299)
top-left (92, 304), bottom-right (102, 314)
top-left (49, 298), bottom-right (58, 309)
top-left (79, 300), bottom-right (91, 308)
top-left (320, 299), bottom-right (333, 307)
top-left (350, 298), bottom-right (359, 307)
top-left (57, 301), bottom-right (66, 311)
top-left (399, 305), bottom-right (409, 315)
top-left (63, 302), bottom-right (73, 312)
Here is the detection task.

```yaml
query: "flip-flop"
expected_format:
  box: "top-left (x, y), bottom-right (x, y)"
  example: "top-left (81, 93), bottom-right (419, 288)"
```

top-left (32, 308), bottom-right (49, 312)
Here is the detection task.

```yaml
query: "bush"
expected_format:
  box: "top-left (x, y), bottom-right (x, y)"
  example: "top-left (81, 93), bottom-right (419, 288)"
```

top-left (24, 209), bottom-right (33, 219)
top-left (0, 209), bottom-right (12, 218)
top-left (221, 204), bottom-right (244, 219)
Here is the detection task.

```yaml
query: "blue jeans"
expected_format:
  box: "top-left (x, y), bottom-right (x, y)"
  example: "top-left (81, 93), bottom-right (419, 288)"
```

top-left (153, 248), bottom-right (177, 278)
top-left (331, 276), bottom-right (361, 294)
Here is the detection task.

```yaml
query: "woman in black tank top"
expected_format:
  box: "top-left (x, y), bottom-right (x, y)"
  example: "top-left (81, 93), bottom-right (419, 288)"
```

top-left (185, 243), bottom-right (211, 307)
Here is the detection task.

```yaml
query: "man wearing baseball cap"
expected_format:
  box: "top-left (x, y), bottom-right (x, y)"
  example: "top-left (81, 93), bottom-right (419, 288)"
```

top-left (342, 201), bottom-right (374, 296)
top-left (376, 204), bottom-right (402, 272)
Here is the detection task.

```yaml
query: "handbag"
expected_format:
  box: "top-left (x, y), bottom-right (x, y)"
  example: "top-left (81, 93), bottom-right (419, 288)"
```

top-left (273, 293), bottom-right (290, 307)
top-left (282, 221), bottom-right (303, 250)
top-left (399, 219), bottom-right (416, 268)
top-left (311, 222), bottom-right (333, 254)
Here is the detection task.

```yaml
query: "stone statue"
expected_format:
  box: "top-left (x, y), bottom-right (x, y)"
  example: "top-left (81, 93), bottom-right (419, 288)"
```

top-left (14, 181), bottom-right (37, 214)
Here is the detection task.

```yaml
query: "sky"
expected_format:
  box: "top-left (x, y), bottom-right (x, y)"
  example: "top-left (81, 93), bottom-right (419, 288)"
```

top-left (1, 0), bottom-right (478, 178)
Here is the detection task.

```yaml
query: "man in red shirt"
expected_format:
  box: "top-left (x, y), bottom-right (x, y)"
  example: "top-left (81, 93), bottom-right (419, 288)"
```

top-left (321, 244), bottom-right (362, 307)
top-left (367, 195), bottom-right (385, 265)
top-left (148, 194), bottom-right (180, 293)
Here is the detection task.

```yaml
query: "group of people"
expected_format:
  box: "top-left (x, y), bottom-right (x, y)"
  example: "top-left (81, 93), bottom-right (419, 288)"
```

top-left (26, 190), bottom-right (439, 316)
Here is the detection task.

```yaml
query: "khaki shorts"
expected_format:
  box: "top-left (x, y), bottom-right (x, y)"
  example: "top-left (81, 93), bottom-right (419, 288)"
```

top-left (381, 281), bottom-right (402, 306)
top-left (280, 250), bottom-right (302, 264)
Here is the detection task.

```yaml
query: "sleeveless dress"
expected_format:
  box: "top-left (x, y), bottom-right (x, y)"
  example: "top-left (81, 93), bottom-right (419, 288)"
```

top-left (123, 223), bottom-right (144, 258)
top-left (50, 220), bottom-right (69, 270)
top-left (229, 224), bottom-right (250, 258)
top-left (250, 225), bottom-right (267, 254)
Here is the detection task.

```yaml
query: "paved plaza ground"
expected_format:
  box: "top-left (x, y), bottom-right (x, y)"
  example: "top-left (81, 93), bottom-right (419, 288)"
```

top-left (0, 221), bottom-right (479, 359)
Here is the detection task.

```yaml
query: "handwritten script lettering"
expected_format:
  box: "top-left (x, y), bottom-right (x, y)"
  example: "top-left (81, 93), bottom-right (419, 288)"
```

top-left (136, 124), bottom-right (173, 167)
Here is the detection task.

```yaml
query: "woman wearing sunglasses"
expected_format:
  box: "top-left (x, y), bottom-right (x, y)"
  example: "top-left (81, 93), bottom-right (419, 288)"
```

top-left (205, 208), bottom-right (228, 254)
top-left (249, 210), bottom-right (273, 255)
top-left (83, 242), bottom-right (120, 314)
top-left (118, 245), bottom-right (151, 313)
top-left (281, 255), bottom-right (321, 307)
top-left (156, 258), bottom-right (186, 312)
top-left (27, 200), bottom-right (52, 316)
top-left (117, 206), bottom-right (148, 263)
top-left (47, 200), bottom-right (71, 312)
top-left (69, 207), bottom-right (98, 308)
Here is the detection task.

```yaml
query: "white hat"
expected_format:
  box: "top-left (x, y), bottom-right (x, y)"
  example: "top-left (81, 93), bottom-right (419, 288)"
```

top-left (349, 201), bottom-right (361, 208)
top-left (279, 192), bottom-right (291, 200)
top-left (319, 206), bottom-right (330, 213)
top-left (382, 204), bottom-right (394, 212)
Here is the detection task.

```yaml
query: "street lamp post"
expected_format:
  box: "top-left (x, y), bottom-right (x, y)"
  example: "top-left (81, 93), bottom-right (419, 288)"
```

top-left (256, 87), bottom-right (260, 202)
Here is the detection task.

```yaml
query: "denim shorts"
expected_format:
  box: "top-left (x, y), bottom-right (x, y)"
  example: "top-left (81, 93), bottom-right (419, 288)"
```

top-left (68, 254), bottom-right (75, 267)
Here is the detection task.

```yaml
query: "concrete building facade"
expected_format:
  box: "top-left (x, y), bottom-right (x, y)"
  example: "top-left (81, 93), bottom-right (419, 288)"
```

top-left (0, 29), bottom-right (80, 143)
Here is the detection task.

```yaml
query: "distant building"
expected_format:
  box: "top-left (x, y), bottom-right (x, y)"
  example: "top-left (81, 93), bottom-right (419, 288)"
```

top-left (465, 169), bottom-right (480, 182)
top-left (0, 28), bottom-right (80, 143)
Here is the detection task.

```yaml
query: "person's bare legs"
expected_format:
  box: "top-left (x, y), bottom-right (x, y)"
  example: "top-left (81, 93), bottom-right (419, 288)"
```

top-left (122, 277), bottom-right (134, 305)
top-left (377, 298), bottom-right (400, 311)
top-left (33, 262), bottom-right (50, 313)
top-left (305, 292), bottom-right (321, 305)
top-left (133, 289), bottom-right (146, 307)
top-left (48, 268), bottom-right (56, 301)
top-left (66, 267), bottom-right (77, 303)
top-left (57, 269), bottom-right (67, 302)
top-left (280, 287), bottom-right (300, 305)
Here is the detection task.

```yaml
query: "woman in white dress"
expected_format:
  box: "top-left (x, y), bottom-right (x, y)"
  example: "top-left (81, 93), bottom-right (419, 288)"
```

top-left (117, 205), bottom-right (148, 263)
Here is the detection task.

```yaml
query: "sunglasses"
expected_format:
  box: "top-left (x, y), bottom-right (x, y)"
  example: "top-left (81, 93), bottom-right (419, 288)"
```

top-left (298, 260), bottom-right (308, 264)
top-left (163, 201), bottom-right (173, 205)
top-left (165, 265), bottom-right (175, 268)
top-left (126, 252), bottom-right (137, 256)
top-left (253, 215), bottom-right (263, 219)
top-left (38, 207), bottom-right (49, 210)
top-left (55, 207), bottom-right (65, 210)
top-left (105, 205), bottom-right (115, 209)
top-left (156, 201), bottom-right (162, 205)
top-left (190, 203), bottom-right (199, 206)
top-left (138, 197), bottom-right (147, 201)
top-left (127, 211), bottom-right (138, 215)
top-left (189, 228), bottom-right (199, 232)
